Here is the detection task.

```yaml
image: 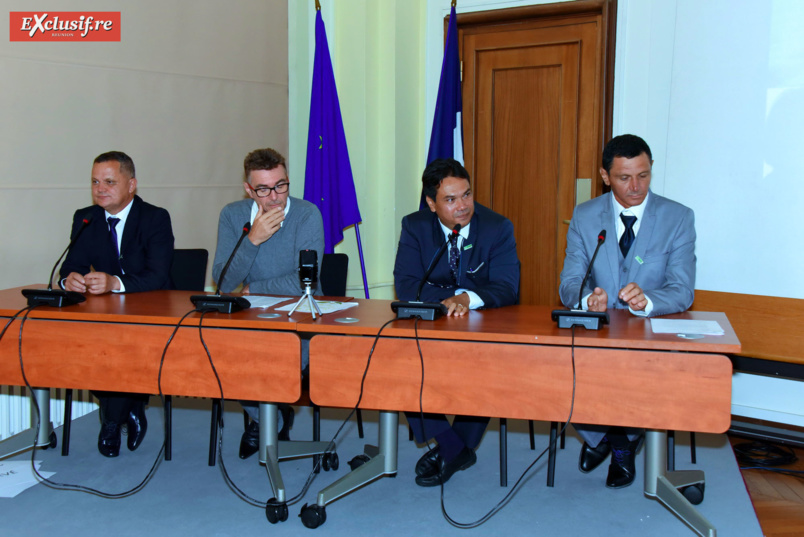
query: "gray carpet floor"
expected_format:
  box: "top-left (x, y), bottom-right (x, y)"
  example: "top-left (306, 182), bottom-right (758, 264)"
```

top-left (1, 398), bottom-right (762, 536)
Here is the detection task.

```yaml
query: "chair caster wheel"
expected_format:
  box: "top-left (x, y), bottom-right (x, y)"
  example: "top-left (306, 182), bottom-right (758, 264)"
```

top-left (265, 498), bottom-right (288, 524)
top-left (299, 503), bottom-right (326, 528)
top-left (680, 483), bottom-right (705, 505)
top-left (44, 431), bottom-right (57, 449)
top-left (348, 454), bottom-right (370, 471)
top-left (322, 452), bottom-right (339, 471)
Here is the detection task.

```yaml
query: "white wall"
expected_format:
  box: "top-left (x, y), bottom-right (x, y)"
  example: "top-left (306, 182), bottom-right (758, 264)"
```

top-left (614, 0), bottom-right (804, 300)
top-left (0, 0), bottom-right (289, 290)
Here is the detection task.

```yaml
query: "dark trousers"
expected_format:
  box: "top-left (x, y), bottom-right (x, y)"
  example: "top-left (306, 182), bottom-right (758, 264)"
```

top-left (406, 412), bottom-right (489, 450)
top-left (94, 391), bottom-right (149, 424)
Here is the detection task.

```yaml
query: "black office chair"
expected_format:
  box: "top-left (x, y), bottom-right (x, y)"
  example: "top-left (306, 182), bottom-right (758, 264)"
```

top-left (61, 248), bottom-right (209, 459)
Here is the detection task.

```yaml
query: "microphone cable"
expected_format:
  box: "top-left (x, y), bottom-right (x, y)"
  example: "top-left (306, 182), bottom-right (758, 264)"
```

top-left (16, 305), bottom-right (192, 498)
top-left (408, 319), bottom-right (579, 528)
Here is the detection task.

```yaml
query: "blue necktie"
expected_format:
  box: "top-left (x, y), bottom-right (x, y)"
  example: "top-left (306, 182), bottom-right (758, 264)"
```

top-left (619, 214), bottom-right (637, 258)
top-left (448, 234), bottom-right (460, 283)
top-left (108, 217), bottom-right (122, 271)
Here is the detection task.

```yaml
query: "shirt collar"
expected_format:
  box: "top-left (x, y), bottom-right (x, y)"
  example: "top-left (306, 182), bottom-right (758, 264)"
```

top-left (611, 190), bottom-right (649, 220)
top-left (438, 220), bottom-right (470, 244)
top-left (105, 197), bottom-right (134, 226)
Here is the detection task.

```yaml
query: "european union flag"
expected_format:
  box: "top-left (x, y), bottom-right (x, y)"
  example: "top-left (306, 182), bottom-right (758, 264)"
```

top-left (422, 5), bottom-right (463, 207)
top-left (304, 9), bottom-right (362, 254)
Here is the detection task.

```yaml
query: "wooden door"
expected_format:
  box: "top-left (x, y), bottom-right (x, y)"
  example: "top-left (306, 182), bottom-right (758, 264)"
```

top-left (459, 1), bottom-right (616, 306)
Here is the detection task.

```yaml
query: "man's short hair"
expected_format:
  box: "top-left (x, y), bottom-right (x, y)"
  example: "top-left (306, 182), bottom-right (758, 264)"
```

top-left (601, 134), bottom-right (653, 173)
top-left (422, 158), bottom-right (470, 201)
top-left (244, 148), bottom-right (287, 180)
top-left (94, 151), bottom-right (135, 178)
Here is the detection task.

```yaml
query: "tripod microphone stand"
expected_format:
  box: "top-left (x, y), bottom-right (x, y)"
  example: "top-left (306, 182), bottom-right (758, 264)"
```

top-left (287, 278), bottom-right (323, 319)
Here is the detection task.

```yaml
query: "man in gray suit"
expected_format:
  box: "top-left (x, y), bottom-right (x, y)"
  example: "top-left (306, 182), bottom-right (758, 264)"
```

top-left (558, 134), bottom-right (696, 488)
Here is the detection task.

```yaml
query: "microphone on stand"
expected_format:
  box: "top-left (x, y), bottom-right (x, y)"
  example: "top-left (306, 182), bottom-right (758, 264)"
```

top-left (391, 224), bottom-right (461, 320)
top-left (552, 229), bottom-right (609, 330)
top-left (191, 222), bottom-right (252, 313)
top-left (22, 217), bottom-right (92, 307)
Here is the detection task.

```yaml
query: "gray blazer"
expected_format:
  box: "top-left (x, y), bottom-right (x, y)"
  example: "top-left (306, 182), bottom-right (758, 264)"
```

top-left (558, 192), bottom-right (696, 317)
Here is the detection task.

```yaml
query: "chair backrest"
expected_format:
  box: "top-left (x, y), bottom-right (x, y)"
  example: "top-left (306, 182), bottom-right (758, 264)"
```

top-left (320, 253), bottom-right (348, 296)
top-left (170, 249), bottom-right (209, 291)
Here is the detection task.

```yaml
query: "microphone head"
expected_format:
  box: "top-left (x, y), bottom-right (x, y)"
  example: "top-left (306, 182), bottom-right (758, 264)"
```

top-left (242, 222), bottom-right (252, 233)
top-left (598, 229), bottom-right (606, 243)
top-left (82, 217), bottom-right (92, 225)
top-left (452, 223), bottom-right (462, 234)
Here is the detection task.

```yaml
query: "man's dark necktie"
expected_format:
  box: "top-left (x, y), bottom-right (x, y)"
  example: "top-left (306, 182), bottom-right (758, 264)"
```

top-left (448, 234), bottom-right (460, 282)
top-left (108, 217), bottom-right (122, 271)
top-left (619, 214), bottom-right (637, 258)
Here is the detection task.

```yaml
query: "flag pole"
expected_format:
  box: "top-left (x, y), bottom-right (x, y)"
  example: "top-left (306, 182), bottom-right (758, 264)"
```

top-left (353, 224), bottom-right (370, 298)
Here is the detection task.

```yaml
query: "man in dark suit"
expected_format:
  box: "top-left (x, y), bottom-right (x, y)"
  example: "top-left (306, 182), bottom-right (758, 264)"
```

top-left (559, 134), bottom-right (696, 488)
top-left (393, 158), bottom-right (520, 486)
top-left (60, 151), bottom-right (174, 457)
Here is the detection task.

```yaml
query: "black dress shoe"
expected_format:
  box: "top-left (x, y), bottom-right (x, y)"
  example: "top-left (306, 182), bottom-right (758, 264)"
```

top-left (126, 404), bottom-right (148, 451)
top-left (415, 445), bottom-right (441, 477)
top-left (239, 419), bottom-right (260, 459)
top-left (278, 405), bottom-right (295, 442)
top-left (415, 447), bottom-right (476, 487)
top-left (98, 421), bottom-right (121, 458)
top-left (605, 436), bottom-right (642, 488)
top-left (578, 437), bottom-right (611, 473)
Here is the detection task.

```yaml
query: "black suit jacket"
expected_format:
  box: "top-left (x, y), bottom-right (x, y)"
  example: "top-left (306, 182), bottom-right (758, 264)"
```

top-left (393, 203), bottom-right (520, 308)
top-left (59, 195), bottom-right (174, 293)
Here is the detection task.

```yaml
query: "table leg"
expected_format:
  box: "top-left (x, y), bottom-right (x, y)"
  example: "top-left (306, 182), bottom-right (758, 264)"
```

top-left (644, 429), bottom-right (714, 537)
top-left (315, 410), bottom-right (398, 507)
top-left (0, 388), bottom-right (56, 460)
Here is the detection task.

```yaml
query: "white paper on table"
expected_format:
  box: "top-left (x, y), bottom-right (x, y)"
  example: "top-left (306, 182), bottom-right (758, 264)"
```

top-left (275, 300), bottom-right (358, 315)
top-left (650, 319), bottom-right (725, 336)
top-left (0, 461), bottom-right (56, 498)
top-left (243, 295), bottom-right (293, 309)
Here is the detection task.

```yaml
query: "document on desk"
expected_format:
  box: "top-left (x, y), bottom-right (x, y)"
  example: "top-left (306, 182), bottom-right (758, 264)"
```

top-left (650, 319), bottom-right (725, 336)
top-left (243, 295), bottom-right (293, 309)
top-left (0, 460), bottom-right (55, 497)
top-left (275, 300), bottom-right (358, 315)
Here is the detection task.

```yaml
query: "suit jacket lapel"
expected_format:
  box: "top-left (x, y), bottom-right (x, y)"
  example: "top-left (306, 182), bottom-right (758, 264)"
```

top-left (119, 196), bottom-right (140, 264)
top-left (600, 194), bottom-right (620, 285)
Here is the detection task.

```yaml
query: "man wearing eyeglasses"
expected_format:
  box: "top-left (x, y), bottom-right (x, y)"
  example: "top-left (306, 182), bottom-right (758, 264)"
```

top-left (212, 147), bottom-right (324, 459)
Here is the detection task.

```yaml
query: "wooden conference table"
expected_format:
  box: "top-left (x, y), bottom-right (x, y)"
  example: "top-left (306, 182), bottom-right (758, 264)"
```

top-left (300, 298), bottom-right (739, 536)
top-left (0, 285), bottom-right (332, 508)
top-left (0, 287), bottom-right (739, 535)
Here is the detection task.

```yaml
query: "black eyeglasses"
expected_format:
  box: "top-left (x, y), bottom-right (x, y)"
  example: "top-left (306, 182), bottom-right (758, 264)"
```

top-left (247, 181), bottom-right (289, 198)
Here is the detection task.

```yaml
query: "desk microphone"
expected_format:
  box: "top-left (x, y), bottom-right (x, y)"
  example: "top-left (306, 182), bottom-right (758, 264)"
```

top-left (552, 228), bottom-right (609, 330)
top-left (22, 217), bottom-right (92, 307)
top-left (191, 222), bottom-right (252, 313)
top-left (391, 224), bottom-right (460, 320)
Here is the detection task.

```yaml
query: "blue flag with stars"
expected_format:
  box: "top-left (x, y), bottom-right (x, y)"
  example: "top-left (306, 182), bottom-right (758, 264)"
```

top-left (304, 9), bottom-right (362, 254)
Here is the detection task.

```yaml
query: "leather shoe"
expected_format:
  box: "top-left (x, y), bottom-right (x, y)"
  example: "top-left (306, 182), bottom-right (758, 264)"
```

top-left (278, 404), bottom-right (295, 442)
top-left (578, 437), bottom-right (611, 473)
top-left (605, 436), bottom-right (642, 488)
top-left (98, 421), bottom-right (121, 458)
top-left (415, 445), bottom-right (441, 477)
top-left (415, 447), bottom-right (476, 487)
top-left (126, 403), bottom-right (148, 451)
top-left (239, 419), bottom-right (260, 459)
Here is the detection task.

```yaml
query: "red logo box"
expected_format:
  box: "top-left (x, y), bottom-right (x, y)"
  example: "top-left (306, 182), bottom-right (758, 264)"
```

top-left (10, 12), bottom-right (121, 41)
